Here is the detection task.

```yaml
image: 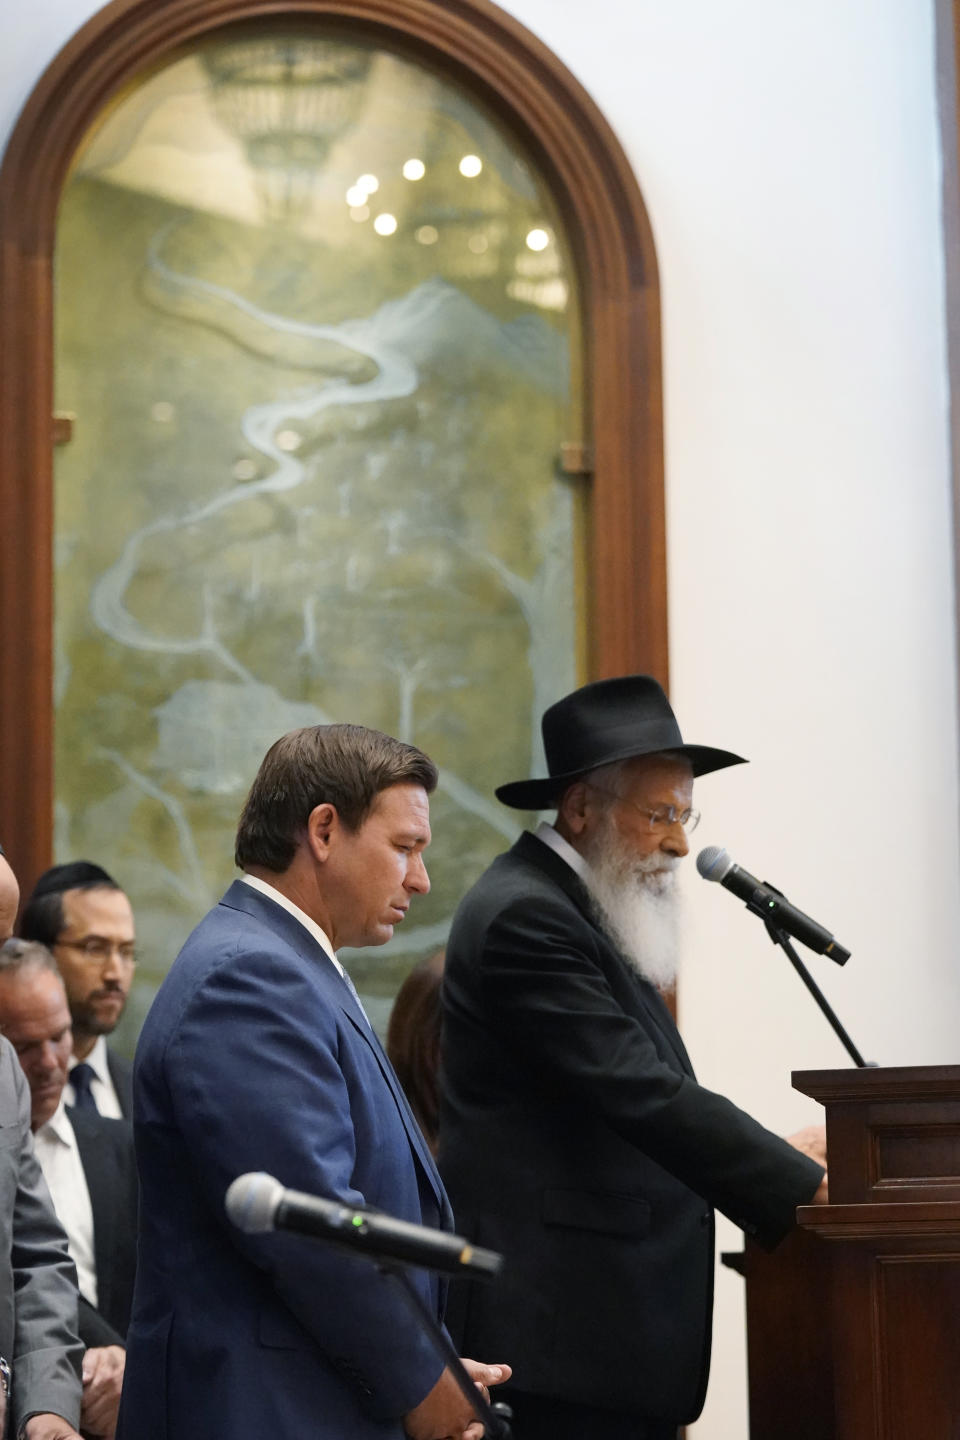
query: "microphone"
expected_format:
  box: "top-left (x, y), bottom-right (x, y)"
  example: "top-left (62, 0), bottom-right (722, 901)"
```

top-left (225, 1172), bottom-right (503, 1279)
top-left (696, 846), bottom-right (851, 965)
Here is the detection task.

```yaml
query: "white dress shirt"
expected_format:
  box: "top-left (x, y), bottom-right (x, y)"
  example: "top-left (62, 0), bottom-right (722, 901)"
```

top-left (67, 1035), bottom-right (123, 1118)
top-left (33, 1099), bottom-right (98, 1307)
top-left (535, 820), bottom-right (589, 879)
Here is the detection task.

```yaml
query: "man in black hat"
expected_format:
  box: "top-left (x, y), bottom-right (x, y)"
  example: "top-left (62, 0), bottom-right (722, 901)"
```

top-left (439, 675), bottom-right (826, 1440)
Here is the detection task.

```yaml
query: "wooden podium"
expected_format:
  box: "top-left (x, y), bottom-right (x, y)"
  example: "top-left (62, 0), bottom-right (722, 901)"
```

top-left (733, 1065), bottom-right (960, 1440)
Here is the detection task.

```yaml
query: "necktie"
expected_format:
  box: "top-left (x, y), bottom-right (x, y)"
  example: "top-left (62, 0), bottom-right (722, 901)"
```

top-left (339, 968), bottom-right (371, 1027)
top-left (70, 1062), bottom-right (98, 1112)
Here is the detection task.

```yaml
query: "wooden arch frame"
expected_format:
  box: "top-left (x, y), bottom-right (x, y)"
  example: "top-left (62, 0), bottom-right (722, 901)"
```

top-left (0, 0), bottom-right (666, 887)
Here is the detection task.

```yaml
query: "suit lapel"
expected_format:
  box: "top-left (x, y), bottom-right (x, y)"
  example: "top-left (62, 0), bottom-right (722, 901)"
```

top-left (343, 1010), bottom-right (450, 1222)
top-left (631, 973), bottom-right (695, 1074)
top-left (68, 1110), bottom-right (119, 1319)
top-left (512, 832), bottom-right (696, 1076)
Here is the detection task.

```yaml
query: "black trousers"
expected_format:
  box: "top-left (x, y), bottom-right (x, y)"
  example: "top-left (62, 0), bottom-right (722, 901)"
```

top-left (500, 1388), bottom-right (679, 1440)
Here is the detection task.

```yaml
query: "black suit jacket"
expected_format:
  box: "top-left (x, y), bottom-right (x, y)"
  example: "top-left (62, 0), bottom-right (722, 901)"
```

top-left (439, 833), bottom-right (823, 1426)
top-left (106, 1049), bottom-right (133, 1120)
top-left (67, 1107), bottom-right (138, 1348)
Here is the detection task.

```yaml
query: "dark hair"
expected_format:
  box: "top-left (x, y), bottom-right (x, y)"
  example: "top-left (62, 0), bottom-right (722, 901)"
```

top-left (234, 723), bottom-right (438, 873)
top-left (0, 937), bottom-right (61, 979)
top-left (19, 862), bottom-right (121, 949)
top-left (386, 951), bottom-right (445, 1154)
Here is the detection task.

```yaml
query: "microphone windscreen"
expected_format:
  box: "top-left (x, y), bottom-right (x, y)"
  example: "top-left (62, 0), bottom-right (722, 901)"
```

top-left (225, 1172), bottom-right (283, 1234)
top-left (696, 845), bottom-right (732, 882)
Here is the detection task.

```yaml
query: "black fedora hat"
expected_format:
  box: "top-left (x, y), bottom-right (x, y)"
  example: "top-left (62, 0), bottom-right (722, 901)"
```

top-left (495, 674), bottom-right (746, 810)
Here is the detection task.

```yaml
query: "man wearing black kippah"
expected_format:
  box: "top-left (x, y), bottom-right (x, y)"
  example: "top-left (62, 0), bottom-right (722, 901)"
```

top-left (440, 675), bottom-right (827, 1440)
top-left (20, 864), bottom-right (135, 1118)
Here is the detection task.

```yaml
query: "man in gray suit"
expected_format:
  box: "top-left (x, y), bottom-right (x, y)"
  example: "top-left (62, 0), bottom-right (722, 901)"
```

top-left (0, 843), bottom-right (84, 1440)
top-left (0, 939), bottom-right (136, 1438)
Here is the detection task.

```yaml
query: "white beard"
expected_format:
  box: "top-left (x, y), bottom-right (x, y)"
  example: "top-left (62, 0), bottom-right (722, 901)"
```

top-left (581, 821), bottom-right (683, 991)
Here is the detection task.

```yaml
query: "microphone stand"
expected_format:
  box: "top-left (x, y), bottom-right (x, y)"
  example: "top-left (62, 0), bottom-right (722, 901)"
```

top-left (377, 1260), bottom-right (513, 1439)
top-left (764, 920), bottom-right (867, 1067)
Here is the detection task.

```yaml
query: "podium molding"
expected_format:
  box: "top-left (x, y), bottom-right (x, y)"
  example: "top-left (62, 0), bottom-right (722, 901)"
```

top-left (734, 1064), bottom-right (960, 1440)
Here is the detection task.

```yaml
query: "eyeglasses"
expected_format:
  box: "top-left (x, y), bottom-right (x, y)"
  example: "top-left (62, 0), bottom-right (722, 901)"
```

top-left (55, 937), bottom-right (137, 966)
top-left (586, 784), bottom-right (700, 834)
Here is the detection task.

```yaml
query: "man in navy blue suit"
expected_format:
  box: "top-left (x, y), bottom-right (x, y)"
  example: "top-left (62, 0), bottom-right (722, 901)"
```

top-left (116, 724), bottom-right (509, 1440)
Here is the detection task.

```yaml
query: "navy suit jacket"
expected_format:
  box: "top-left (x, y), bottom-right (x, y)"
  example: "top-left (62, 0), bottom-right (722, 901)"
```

top-left (116, 881), bottom-right (453, 1440)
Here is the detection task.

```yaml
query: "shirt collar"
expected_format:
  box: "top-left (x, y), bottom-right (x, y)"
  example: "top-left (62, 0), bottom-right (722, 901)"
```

top-left (37, 1097), bottom-right (75, 1149)
top-left (535, 820), bottom-right (589, 879)
top-left (69, 1034), bottom-right (110, 1086)
top-left (239, 874), bottom-right (342, 973)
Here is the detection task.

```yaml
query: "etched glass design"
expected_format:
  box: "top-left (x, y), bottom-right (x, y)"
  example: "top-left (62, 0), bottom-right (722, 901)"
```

top-left (54, 31), bottom-right (584, 1040)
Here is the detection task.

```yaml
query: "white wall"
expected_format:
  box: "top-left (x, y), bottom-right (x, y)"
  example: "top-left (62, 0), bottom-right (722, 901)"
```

top-left (3, 2), bottom-right (958, 1435)
top-left (495, 3), bottom-right (960, 1435)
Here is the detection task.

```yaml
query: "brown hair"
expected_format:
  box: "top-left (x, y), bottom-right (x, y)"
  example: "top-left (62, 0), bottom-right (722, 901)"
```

top-left (235, 723), bottom-right (438, 873)
top-left (386, 951), bottom-right (445, 1154)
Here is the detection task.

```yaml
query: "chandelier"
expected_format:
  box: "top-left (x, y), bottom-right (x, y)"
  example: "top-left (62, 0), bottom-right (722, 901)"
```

top-left (202, 37), bottom-right (374, 223)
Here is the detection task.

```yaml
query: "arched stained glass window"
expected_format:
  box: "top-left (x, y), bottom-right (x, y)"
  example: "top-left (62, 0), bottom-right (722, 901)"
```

top-left (53, 28), bottom-right (586, 1032)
